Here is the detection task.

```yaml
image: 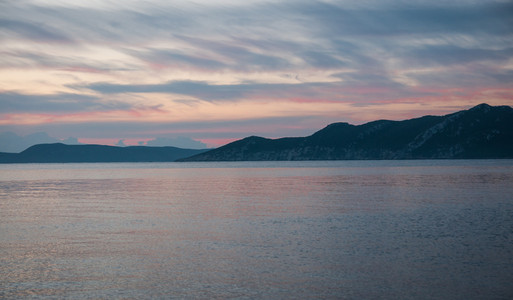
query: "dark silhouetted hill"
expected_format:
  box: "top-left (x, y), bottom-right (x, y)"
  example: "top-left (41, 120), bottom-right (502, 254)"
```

top-left (180, 103), bottom-right (513, 161)
top-left (0, 143), bottom-right (208, 163)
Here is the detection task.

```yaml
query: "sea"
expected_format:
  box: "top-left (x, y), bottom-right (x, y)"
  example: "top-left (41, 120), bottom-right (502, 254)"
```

top-left (1, 160), bottom-right (512, 299)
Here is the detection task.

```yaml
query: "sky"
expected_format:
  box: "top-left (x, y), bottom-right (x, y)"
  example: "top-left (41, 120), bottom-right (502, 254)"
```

top-left (1, 0), bottom-right (512, 150)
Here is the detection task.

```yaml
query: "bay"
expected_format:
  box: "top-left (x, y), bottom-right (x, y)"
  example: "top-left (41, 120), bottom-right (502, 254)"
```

top-left (1, 160), bottom-right (512, 299)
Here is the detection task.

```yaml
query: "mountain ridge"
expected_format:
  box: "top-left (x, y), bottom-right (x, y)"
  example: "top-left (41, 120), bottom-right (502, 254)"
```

top-left (2, 103), bottom-right (512, 163)
top-left (180, 103), bottom-right (513, 161)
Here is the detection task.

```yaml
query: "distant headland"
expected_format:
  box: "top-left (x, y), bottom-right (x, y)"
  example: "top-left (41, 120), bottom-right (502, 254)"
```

top-left (0, 144), bottom-right (208, 163)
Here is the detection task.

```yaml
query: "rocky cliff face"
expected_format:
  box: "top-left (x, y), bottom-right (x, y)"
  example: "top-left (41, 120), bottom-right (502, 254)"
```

top-left (181, 104), bottom-right (513, 161)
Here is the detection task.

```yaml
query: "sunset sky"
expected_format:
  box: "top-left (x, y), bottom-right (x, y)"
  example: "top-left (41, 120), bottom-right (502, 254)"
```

top-left (1, 0), bottom-right (512, 148)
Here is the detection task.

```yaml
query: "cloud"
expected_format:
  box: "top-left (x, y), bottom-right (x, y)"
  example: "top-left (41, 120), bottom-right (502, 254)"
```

top-left (0, 18), bottom-right (72, 43)
top-left (0, 49), bottom-right (134, 74)
top-left (115, 139), bottom-right (126, 147)
top-left (0, 92), bottom-right (131, 113)
top-left (4, 1), bottom-right (511, 49)
top-left (81, 80), bottom-right (318, 101)
top-left (403, 45), bottom-right (513, 67)
top-left (132, 49), bottom-right (227, 71)
top-left (1, 0), bottom-right (512, 146)
top-left (292, 1), bottom-right (513, 37)
top-left (172, 35), bottom-right (294, 71)
top-left (143, 137), bottom-right (207, 149)
top-left (4, 1), bottom-right (511, 82)
top-left (62, 136), bottom-right (81, 145)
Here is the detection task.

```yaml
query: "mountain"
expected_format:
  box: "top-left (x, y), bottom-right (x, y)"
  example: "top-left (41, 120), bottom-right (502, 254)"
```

top-left (0, 143), bottom-right (208, 163)
top-left (180, 103), bottom-right (513, 161)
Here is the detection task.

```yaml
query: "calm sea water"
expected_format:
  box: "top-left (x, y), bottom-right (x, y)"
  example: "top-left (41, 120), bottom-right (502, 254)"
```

top-left (1, 160), bottom-right (512, 299)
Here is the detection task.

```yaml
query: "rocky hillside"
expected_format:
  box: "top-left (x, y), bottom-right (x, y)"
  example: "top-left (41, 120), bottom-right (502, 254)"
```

top-left (180, 103), bottom-right (513, 161)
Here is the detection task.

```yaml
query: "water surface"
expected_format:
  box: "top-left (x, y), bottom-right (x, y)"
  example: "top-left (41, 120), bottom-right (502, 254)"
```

top-left (1, 160), bottom-right (512, 299)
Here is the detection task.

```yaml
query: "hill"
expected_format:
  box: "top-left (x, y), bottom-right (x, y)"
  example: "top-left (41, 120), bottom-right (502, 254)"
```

top-left (180, 103), bottom-right (513, 161)
top-left (0, 143), bottom-right (208, 163)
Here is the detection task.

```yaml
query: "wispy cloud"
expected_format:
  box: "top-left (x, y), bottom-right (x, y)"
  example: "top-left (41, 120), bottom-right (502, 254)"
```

top-left (0, 92), bottom-right (137, 113)
top-left (79, 80), bottom-right (336, 102)
top-left (0, 0), bottom-right (512, 145)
